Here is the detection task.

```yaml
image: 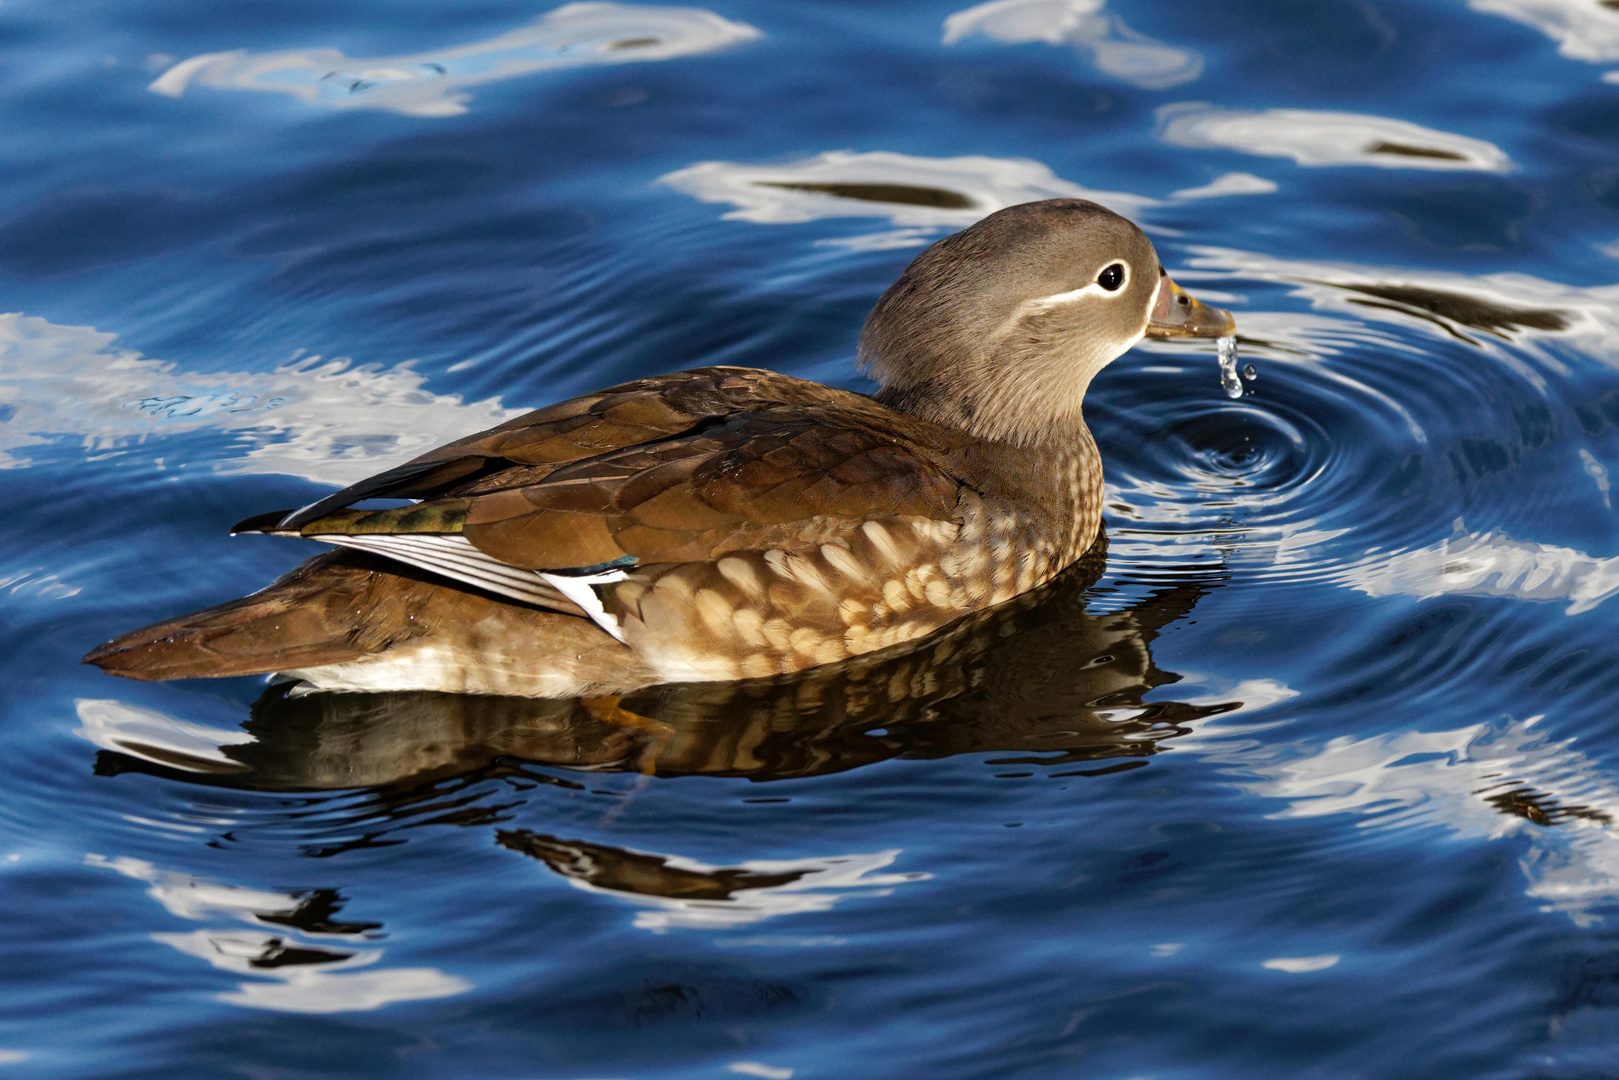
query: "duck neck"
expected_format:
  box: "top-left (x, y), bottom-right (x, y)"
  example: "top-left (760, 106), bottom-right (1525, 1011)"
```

top-left (876, 378), bottom-right (1093, 451)
top-left (1008, 418), bottom-right (1104, 566)
top-left (880, 387), bottom-right (1104, 564)
top-left (872, 369), bottom-right (1098, 449)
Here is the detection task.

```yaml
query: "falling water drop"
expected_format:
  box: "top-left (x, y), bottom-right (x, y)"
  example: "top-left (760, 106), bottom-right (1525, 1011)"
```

top-left (1243, 363), bottom-right (1257, 381)
top-left (1218, 335), bottom-right (1243, 399)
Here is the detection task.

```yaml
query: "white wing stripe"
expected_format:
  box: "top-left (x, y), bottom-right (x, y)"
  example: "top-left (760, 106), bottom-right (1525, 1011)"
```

top-left (303, 532), bottom-right (634, 642)
top-left (311, 533), bottom-right (578, 612)
top-left (334, 535), bottom-right (542, 592)
top-left (325, 535), bottom-right (555, 605)
top-left (537, 570), bottom-right (631, 644)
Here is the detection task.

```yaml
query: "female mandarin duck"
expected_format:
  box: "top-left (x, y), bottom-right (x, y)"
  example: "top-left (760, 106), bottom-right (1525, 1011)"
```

top-left (85, 199), bottom-right (1233, 697)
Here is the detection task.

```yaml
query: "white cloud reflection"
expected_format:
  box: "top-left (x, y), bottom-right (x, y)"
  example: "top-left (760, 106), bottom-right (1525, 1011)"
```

top-left (661, 150), bottom-right (1159, 248)
top-left (1156, 104), bottom-right (1511, 172)
top-left (552, 845), bottom-right (927, 931)
top-left (503, 828), bottom-right (932, 935)
top-left (727, 1064), bottom-right (794, 1080)
top-left (1177, 246), bottom-right (1619, 365)
top-left (0, 313), bottom-right (521, 486)
top-left (663, 149), bottom-right (1298, 248)
top-left (942, 0), bottom-right (1203, 89)
top-left (86, 853), bottom-right (470, 1011)
top-left (154, 930), bottom-right (468, 1013)
top-left (1347, 527), bottom-right (1619, 615)
top-left (77, 699), bottom-right (255, 773)
top-left (663, 150), bottom-right (1157, 225)
top-left (149, 2), bottom-right (760, 117)
top-left (0, 567), bottom-right (79, 600)
top-left (86, 853), bottom-right (307, 923)
top-left (1467, 0), bottom-right (1619, 63)
top-left (1169, 171), bottom-right (1278, 200)
top-left (1201, 714), bottom-right (1619, 925)
top-left (1262, 954), bottom-right (1339, 973)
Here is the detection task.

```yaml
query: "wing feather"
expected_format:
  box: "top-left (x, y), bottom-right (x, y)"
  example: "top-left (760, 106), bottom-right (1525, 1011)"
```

top-left (235, 369), bottom-right (978, 615)
top-left (265, 367), bottom-right (834, 529)
top-left (312, 533), bottom-right (583, 614)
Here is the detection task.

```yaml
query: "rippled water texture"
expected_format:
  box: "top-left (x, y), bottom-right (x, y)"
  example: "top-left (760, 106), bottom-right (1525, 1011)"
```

top-left (8, 0), bottom-right (1619, 1076)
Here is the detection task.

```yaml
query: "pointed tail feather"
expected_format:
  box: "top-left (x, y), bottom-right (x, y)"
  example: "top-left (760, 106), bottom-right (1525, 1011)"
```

top-left (82, 552), bottom-right (399, 681)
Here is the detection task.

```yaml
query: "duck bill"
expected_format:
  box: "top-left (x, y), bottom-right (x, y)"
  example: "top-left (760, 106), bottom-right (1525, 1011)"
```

top-left (1145, 274), bottom-right (1236, 339)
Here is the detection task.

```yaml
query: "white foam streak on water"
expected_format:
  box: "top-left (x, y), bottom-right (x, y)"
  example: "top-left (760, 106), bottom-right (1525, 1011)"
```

top-left (1218, 334), bottom-right (1243, 398)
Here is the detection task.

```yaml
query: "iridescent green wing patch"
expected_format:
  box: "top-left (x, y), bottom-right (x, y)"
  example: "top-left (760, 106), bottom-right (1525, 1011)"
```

top-left (293, 499), bottom-right (471, 536)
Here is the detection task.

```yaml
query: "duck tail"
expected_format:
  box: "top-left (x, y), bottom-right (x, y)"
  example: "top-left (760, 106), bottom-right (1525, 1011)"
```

top-left (82, 552), bottom-right (389, 682)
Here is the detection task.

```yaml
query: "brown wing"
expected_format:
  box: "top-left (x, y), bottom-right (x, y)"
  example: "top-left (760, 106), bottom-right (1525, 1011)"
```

top-left (275, 403), bottom-right (969, 571)
top-left (257, 366), bottom-right (858, 531)
top-left (235, 367), bottom-right (976, 638)
top-left (456, 406), bottom-right (968, 569)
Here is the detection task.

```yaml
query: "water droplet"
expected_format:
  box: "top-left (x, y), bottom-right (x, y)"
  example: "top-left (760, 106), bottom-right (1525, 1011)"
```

top-left (1218, 335), bottom-right (1243, 399)
top-left (1243, 363), bottom-right (1257, 381)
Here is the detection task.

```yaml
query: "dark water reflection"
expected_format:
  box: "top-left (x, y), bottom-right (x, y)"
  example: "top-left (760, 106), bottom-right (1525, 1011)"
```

top-left (93, 540), bottom-right (1235, 792)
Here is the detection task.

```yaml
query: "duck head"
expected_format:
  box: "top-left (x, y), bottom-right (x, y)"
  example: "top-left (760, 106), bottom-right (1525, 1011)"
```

top-left (860, 198), bottom-right (1233, 445)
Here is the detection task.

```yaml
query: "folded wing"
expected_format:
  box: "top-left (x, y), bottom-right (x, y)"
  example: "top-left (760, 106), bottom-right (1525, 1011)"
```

top-left (236, 367), bottom-right (975, 644)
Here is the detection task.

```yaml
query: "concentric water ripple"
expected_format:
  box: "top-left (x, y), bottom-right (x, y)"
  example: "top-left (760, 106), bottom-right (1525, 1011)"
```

top-left (1094, 263), bottom-right (1602, 607)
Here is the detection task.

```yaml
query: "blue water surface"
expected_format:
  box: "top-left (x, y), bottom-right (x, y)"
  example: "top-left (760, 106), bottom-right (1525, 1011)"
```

top-left (6, 0), bottom-right (1619, 1076)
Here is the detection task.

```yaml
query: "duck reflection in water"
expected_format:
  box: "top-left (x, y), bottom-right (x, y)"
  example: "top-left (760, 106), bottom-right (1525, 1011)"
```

top-left (95, 537), bottom-right (1239, 793)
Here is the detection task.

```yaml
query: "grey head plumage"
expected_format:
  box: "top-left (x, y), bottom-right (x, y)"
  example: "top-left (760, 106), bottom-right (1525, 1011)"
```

top-left (859, 198), bottom-right (1232, 446)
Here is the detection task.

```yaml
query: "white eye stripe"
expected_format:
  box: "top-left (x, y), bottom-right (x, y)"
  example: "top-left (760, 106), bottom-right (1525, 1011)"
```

top-left (1024, 263), bottom-right (1132, 311)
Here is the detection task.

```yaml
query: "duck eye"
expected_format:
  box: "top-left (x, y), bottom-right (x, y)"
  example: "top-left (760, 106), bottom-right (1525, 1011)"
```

top-left (1097, 263), bottom-right (1126, 292)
